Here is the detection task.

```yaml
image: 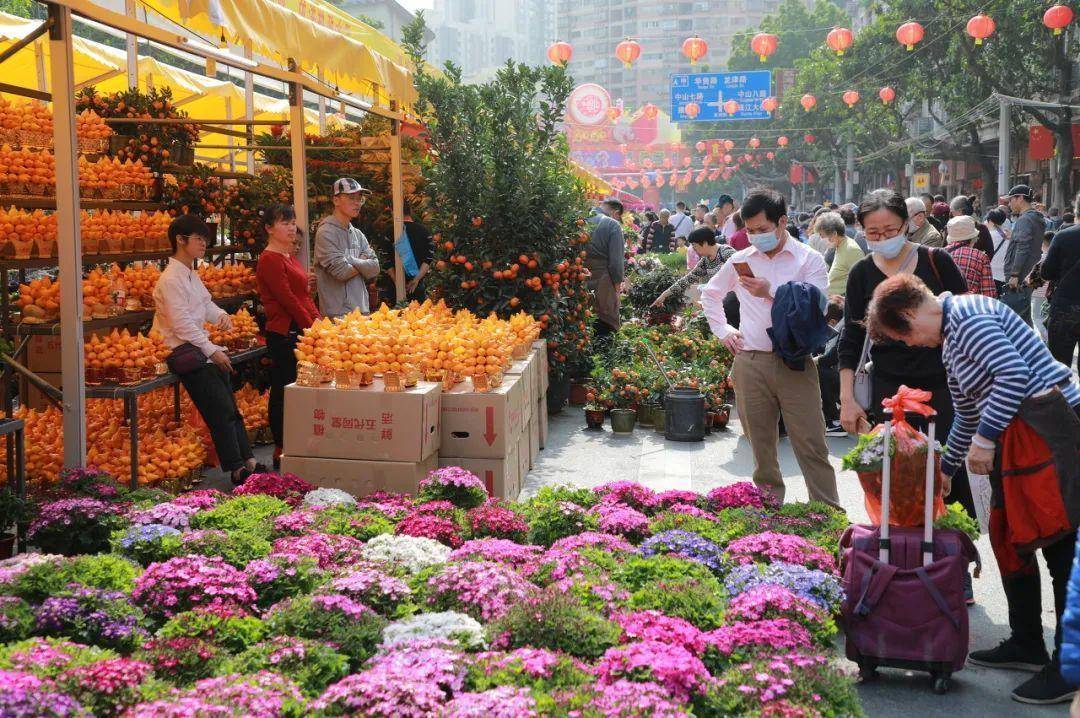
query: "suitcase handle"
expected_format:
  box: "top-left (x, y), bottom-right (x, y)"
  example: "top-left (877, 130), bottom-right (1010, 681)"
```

top-left (878, 417), bottom-right (939, 567)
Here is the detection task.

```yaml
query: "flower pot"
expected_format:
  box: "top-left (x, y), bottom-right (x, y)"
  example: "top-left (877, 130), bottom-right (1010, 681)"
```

top-left (713, 404), bottom-right (732, 431)
top-left (585, 408), bottom-right (606, 430)
top-left (547, 378), bottom-right (570, 415)
top-left (0, 532), bottom-right (13, 559)
top-left (637, 404), bottom-right (655, 427)
top-left (569, 381), bottom-right (590, 407)
top-left (703, 411), bottom-right (714, 435)
top-left (653, 408), bottom-right (666, 432)
top-left (610, 409), bottom-right (637, 434)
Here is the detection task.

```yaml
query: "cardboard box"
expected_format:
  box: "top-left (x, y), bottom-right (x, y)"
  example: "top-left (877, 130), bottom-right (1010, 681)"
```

top-left (504, 356), bottom-right (535, 410)
top-left (19, 371), bottom-right (61, 411)
top-left (529, 410), bottom-right (539, 465)
top-left (281, 454), bottom-right (439, 498)
top-left (283, 379), bottom-right (441, 462)
top-left (538, 398), bottom-right (548, 449)
top-left (439, 443), bottom-right (521, 500)
top-left (532, 339), bottom-right (549, 394)
top-left (517, 421), bottom-right (531, 476)
top-left (26, 333), bottom-right (106, 372)
top-left (440, 374), bottom-right (524, 459)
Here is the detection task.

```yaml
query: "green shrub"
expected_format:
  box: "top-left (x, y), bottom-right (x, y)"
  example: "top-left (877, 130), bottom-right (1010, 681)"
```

top-left (0, 637), bottom-right (117, 678)
top-left (9, 555), bottom-right (140, 602)
top-left (220, 637), bottom-right (350, 696)
top-left (611, 554), bottom-right (716, 593)
top-left (628, 575), bottom-right (727, 630)
top-left (465, 649), bottom-right (591, 693)
top-left (313, 505), bottom-right (395, 542)
top-left (526, 501), bottom-right (598, 547)
top-left (161, 528), bottom-right (272, 568)
top-left (489, 589), bottom-right (620, 659)
top-left (0, 596), bottom-right (34, 642)
top-left (190, 495), bottom-right (291, 539)
top-left (265, 595), bottom-right (386, 670)
top-left (157, 610), bottom-right (267, 653)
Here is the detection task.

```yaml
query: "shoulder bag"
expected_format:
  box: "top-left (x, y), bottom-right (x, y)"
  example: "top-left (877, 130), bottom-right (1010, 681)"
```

top-left (166, 342), bottom-right (206, 375)
top-left (852, 329), bottom-right (874, 412)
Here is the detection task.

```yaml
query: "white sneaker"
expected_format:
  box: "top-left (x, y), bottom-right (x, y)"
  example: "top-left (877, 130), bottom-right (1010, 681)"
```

top-left (824, 421), bottom-right (847, 437)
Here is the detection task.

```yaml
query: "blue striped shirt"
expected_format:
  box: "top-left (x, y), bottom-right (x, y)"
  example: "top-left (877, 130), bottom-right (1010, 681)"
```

top-left (940, 293), bottom-right (1080, 476)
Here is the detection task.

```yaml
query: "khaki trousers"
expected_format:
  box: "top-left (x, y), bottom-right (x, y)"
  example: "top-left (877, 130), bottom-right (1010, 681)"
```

top-left (585, 256), bottom-right (621, 330)
top-left (733, 351), bottom-right (840, 508)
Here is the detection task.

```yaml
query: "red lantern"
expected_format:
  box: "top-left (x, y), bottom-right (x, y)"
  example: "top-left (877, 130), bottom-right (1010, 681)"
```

top-left (643, 158), bottom-right (654, 169)
top-left (966, 13), bottom-right (995, 45)
top-left (879, 86), bottom-right (895, 104)
top-left (682, 36), bottom-right (708, 65)
top-left (682, 156), bottom-right (693, 168)
top-left (826, 27), bottom-right (854, 56)
top-left (656, 174), bottom-right (666, 188)
top-left (896, 21), bottom-right (924, 51)
top-left (777, 135), bottom-right (789, 148)
top-left (723, 153), bottom-right (733, 164)
top-left (695, 170), bottom-right (708, 184)
top-left (723, 99), bottom-right (740, 116)
top-left (766, 152), bottom-right (775, 160)
top-left (748, 137), bottom-right (761, 149)
top-left (800, 94), bottom-right (817, 112)
top-left (695, 140), bottom-right (706, 152)
top-left (618, 143), bottom-right (628, 154)
top-left (843, 90), bottom-right (860, 108)
top-left (1044, 4), bottom-right (1074, 35)
top-left (804, 134), bottom-right (815, 144)
top-left (615, 39), bottom-right (642, 68)
top-left (547, 41), bottom-right (573, 65)
top-left (724, 139), bottom-right (735, 150)
top-left (750, 33), bottom-right (779, 62)
top-left (642, 103), bottom-right (659, 120)
top-left (684, 102), bottom-right (701, 119)
top-left (761, 96), bottom-right (779, 113)
top-left (662, 157), bottom-right (672, 169)
top-left (606, 106), bottom-right (622, 122)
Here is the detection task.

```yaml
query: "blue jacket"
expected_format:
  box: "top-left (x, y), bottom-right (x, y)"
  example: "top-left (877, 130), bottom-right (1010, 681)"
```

top-left (767, 281), bottom-right (835, 371)
top-left (1059, 532), bottom-right (1080, 683)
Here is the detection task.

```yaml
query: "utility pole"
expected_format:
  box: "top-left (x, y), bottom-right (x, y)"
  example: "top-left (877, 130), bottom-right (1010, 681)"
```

top-left (908, 151), bottom-right (916, 197)
top-left (845, 143), bottom-right (855, 203)
top-left (997, 96), bottom-right (1011, 200)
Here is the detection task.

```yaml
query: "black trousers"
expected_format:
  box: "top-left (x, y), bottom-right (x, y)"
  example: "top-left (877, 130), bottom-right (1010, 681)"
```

top-left (266, 331), bottom-right (299, 448)
top-left (1004, 530), bottom-right (1077, 665)
top-left (180, 363), bottom-right (252, 473)
top-left (1047, 305), bottom-right (1080, 374)
top-left (817, 359), bottom-right (840, 423)
top-left (872, 371), bottom-right (976, 519)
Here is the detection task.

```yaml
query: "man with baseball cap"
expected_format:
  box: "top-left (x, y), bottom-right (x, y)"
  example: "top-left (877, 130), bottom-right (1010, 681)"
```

top-left (1001, 184), bottom-right (1045, 325)
top-left (314, 178), bottom-right (380, 317)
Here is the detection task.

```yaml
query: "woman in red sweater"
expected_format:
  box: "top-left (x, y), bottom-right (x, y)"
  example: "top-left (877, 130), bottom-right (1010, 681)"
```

top-left (256, 205), bottom-right (320, 469)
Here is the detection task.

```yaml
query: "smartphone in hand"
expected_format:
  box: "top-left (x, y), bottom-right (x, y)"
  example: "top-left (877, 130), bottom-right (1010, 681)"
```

top-left (733, 262), bottom-right (755, 278)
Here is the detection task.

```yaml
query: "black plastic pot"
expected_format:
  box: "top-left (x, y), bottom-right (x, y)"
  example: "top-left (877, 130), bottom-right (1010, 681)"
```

top-left (547, 378), bottom-right (570, 415)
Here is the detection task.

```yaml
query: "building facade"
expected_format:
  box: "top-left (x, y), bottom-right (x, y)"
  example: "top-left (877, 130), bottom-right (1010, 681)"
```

top-left (428, 0), bottom-right (554, 83)
top-left (553, 0), bottom-right (792, 113)
top-left (339, 0), bottom-right (431, 44)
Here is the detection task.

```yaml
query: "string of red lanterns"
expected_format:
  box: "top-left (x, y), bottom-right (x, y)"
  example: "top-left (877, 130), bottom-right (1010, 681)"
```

top-left (615, 39), bottom-right (641, 69)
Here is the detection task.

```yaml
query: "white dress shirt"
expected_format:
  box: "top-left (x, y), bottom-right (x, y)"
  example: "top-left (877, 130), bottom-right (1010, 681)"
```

top-left (700, 234), bottom-right (829, 352)
top-left (151, 257), bottom-right (227, 359)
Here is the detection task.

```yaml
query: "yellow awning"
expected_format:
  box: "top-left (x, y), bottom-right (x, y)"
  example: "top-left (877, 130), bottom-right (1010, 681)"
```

top-left (570, 159), bottom-right (613, 196)
top-left (134, 0), bottom-right (416, 109)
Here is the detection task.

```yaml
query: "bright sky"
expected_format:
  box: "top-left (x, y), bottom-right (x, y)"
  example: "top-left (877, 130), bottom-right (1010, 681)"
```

top-left (398, 0), bottom-right (434, 11)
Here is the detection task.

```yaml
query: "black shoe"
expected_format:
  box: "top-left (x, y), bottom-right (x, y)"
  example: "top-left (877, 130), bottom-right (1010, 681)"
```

top-left (231, 467), bottom-right (253, 486)
top-left (964, 571), bottom-right (975, 606)
top-left (272, 455), bottom-right (281, 472)
top-left (969, 638), bottom-right (1049, 672)
top-left (1011, 666), bottom-right (1077, 705)
top-left (824, 420), bottom-right (847, 437)
top-left (252, 463), bottom-right (269, 474)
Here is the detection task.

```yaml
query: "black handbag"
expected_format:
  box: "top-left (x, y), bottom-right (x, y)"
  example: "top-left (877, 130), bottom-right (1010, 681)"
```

top-left (166, 342), bottom-right (206, 375)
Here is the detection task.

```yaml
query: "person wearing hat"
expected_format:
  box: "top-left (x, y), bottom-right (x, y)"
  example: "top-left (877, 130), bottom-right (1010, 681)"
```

top-left (930, 201), bottom-right (951, 233)
top-left (1002, 185), bottom-right (1047, 325)
top-left (906, 196), bottom-right (944, 247)
top-left (313, 178), bottom-right (380, 318)
top-left (945, 215), bottom-right (996, 297)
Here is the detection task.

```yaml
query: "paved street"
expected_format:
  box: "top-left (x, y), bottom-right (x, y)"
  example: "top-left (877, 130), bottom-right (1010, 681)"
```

top-left (523, 406), bottom-right (1067, 718)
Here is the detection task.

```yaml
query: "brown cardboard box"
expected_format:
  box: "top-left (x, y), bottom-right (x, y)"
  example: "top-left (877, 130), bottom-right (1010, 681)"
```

top-left (26, 333), bottom-right (106, 372)
top-left (439, 443), bottom-right (521, 500)
top-left (19, 371), bottom-right (61, 411)
top-left (281, 454), bottom-right (438, 498)
top-left (283, 379), bottom-right (441, 462)
top-left (517, 420), bottom-right (531, 476)
top-left (504, 356), bottom-right (535, 410)
top-left (540, 397), bottom-right (548, 449)
top-left (532, 339), bottom-right (549, 394)
top-left (529, 410), bottom-right (539, 465)
top-left (440, 374), bottom-right (524, 459)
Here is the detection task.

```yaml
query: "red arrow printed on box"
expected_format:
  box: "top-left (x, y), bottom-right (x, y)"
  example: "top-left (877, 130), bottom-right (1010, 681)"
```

top-left (483, 406), bottom-right (497, 446)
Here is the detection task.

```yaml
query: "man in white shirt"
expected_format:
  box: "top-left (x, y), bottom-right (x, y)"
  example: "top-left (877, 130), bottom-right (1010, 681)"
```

top-left (671, 201), bottom-right (693, 245)
top-left (717, 194), bottom-right (737, 239)
top-left (700, 188), bottom-right (840, 507)
top-left (152, 214), bottom-right (262, 485)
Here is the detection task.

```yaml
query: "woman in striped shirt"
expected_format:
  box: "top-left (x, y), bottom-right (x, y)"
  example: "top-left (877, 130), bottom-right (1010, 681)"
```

top-left (866, 273), bottom-right (1080, 706)
top-left (651, 227), bottom-right (735, 308)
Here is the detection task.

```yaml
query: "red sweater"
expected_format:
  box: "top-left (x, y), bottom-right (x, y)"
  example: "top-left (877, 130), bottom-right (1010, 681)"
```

top-left (256, 251), bottom-right (319, 334)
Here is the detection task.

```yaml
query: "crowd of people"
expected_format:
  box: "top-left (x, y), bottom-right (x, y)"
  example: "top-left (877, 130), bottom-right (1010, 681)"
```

top-left (587, 184), bottom-right (1080, 706)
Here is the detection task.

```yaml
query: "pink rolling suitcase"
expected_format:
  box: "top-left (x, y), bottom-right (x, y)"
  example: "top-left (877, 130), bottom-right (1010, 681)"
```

top-left (839, 420), bottom-right (980, 694)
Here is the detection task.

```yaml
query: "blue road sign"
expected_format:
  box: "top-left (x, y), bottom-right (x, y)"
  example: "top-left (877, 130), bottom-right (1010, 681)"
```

top-left (670, 71), bottom-right (773, 122)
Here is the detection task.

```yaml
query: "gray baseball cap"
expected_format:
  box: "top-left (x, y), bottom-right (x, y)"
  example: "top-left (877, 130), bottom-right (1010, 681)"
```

top-left (333, 177), bottom-right (371, 196)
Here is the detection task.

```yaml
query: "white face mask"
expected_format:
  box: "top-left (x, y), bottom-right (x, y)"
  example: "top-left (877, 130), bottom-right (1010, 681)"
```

top-left (865, 227), bottom-right (908, 259)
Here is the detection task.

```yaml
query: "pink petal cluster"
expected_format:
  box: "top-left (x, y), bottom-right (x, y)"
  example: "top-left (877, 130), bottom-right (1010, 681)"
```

top-left (706, 482), bottom-right (779, 511)
top-left (466, 502), bottom-right (530, 540)
top-left (58, 657), bottom-right (151, 695)
top-left (656, 489), bottom-right (703, 508)
top-left (232, 473), bottom-right (314, 507)
top-left (270, 533), bottom-right (366, 569)
top-left (442, 686), bottom-right (537, 717)
top-left (725, 532), bottom-right (836, 573)
top-left (132, 555), bottom-right (256, 617)
top-left (594, 481), bottom-right (662, 512)
top-left (595, 640), bottom-right (711, 702)
top-left (450, 538), bottom-right (543, 569)
top-left (586, 679), bottom-right (690, 718)
top-left (170, 490), bottom-right (227, 510)
top-left (614, 610), bottom-right (707, 654)
top-left (727, 585), bottom-right (830, 626)
top-left (702, 619), bottom-right (813, 656)
top-left (427, 561), bottom-right (537, 622)
top-left (590, 503), bottom-right (651, 540)
top-left (421, 466), bottom-right (486, 491)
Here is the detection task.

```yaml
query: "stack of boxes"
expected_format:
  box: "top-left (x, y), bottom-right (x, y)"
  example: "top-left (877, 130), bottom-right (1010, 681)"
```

top-left (281, 342), bottom-right (549, 501)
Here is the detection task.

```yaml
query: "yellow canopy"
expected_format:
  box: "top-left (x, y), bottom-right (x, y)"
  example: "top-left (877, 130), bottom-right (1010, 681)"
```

top-left (570, 159), bottom-right (613, 196)
top-left (135, 0), bottom-right (416, 109)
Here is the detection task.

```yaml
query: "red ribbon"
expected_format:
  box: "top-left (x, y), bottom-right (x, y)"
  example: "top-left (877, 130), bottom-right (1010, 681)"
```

top-left (880, 385), bottom-right (936, 428)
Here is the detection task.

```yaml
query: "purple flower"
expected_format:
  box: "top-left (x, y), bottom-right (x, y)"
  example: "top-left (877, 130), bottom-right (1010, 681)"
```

top-left (442, 686), bottom-right (537, 717)
top-left (127, 502), bottom-right (200, 529)
top-left (0, 669), bottom-right (88, 717)
top-left (270, 533), bottom-right (366, 570)
top-left (639, 530), bottom-right (726, 573)
top-left (132, 555), bottom-right (256, 618)
top-left (586, 679), bottom-right (689, 718)
top-left (310, 593), bottom-right (375, 619)
top-left (590, 504), bottom-right (651, 541)
top-left (169, 489), bottom-right (227, 510)
top-left (450, 539), bottom-right (543, 570)
top-left (27, 498), bottom-right (116, 537)
top-left (724, 562), bottom-right (843, 612)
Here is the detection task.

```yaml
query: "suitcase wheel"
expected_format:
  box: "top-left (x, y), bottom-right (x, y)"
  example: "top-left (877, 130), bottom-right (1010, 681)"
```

top-left (857, 660), bottom-right (879, 682)
top-left (931, 674), bottom-right (951, 694)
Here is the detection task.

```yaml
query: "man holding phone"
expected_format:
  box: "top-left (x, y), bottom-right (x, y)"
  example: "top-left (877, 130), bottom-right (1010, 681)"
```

top-left (700, 188), bottom-right (840, 508)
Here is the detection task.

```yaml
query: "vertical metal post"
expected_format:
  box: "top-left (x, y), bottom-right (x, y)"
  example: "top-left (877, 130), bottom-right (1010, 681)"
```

top-left (845, 143), bottom-right (855, 203)
top-left (124, 0), bottom-right (138, 88)
top-left (33, 40), bottom-right (46, 98)
top-left (833, 163), bottom-right (841, 203)
top-left (49, 4), bottom-right (86, 469)
top-left (997, 96), bottom-right (1011, 200)
top-left (390, 100), bottom-right (405, 303)
top-left (244, 44), bottom-right (255, 174)
top-left (288, 62), bottom-right (310, 269)
top-left (908, 151), bottom-right (916, 197)
top-left (317, 69), bottom-right (327, 133)
top-left (225, 97), bottom-right (235, 172)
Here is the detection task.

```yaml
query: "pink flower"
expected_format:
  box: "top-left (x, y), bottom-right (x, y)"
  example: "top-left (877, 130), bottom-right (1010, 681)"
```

top-left (427, 561), bottom-right (537, 622)
top-left (595, 640), bottom-right (711, 701)
top-left (725, 532), bottom-right (836, 573)
top-left (707, 482), bottom-right (779, 511)
top-left (614, 610), bottom-right (706, 654)
top-left (702, 619), bottom-right (813, 657)
top-left (396, 513), bottom-right (464, 548)
top-left (132, 555), bottom-right (256, 618)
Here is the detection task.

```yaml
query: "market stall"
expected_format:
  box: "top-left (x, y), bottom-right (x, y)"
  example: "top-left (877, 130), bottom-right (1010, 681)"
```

top-left (0, 0), bottom-right (415, 494)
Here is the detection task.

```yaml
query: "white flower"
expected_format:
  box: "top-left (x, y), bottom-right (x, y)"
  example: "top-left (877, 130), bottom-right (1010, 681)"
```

top-left (360, 533), bottom-right (451, 574)
top-left (302, 488), bottom-right (357, 508)
top-left (381, 610), bottom-right (487, 650)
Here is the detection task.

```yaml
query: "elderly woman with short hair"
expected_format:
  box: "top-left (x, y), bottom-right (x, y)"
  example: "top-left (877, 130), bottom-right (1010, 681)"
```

top-left (815, 211), bottom-right (863, 296)
top-left (866, 272), bottom-right (1080, 706)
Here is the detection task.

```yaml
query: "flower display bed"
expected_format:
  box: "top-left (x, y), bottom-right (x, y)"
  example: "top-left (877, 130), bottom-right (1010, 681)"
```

top-left (0, 467), bottom-right (862, 717)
